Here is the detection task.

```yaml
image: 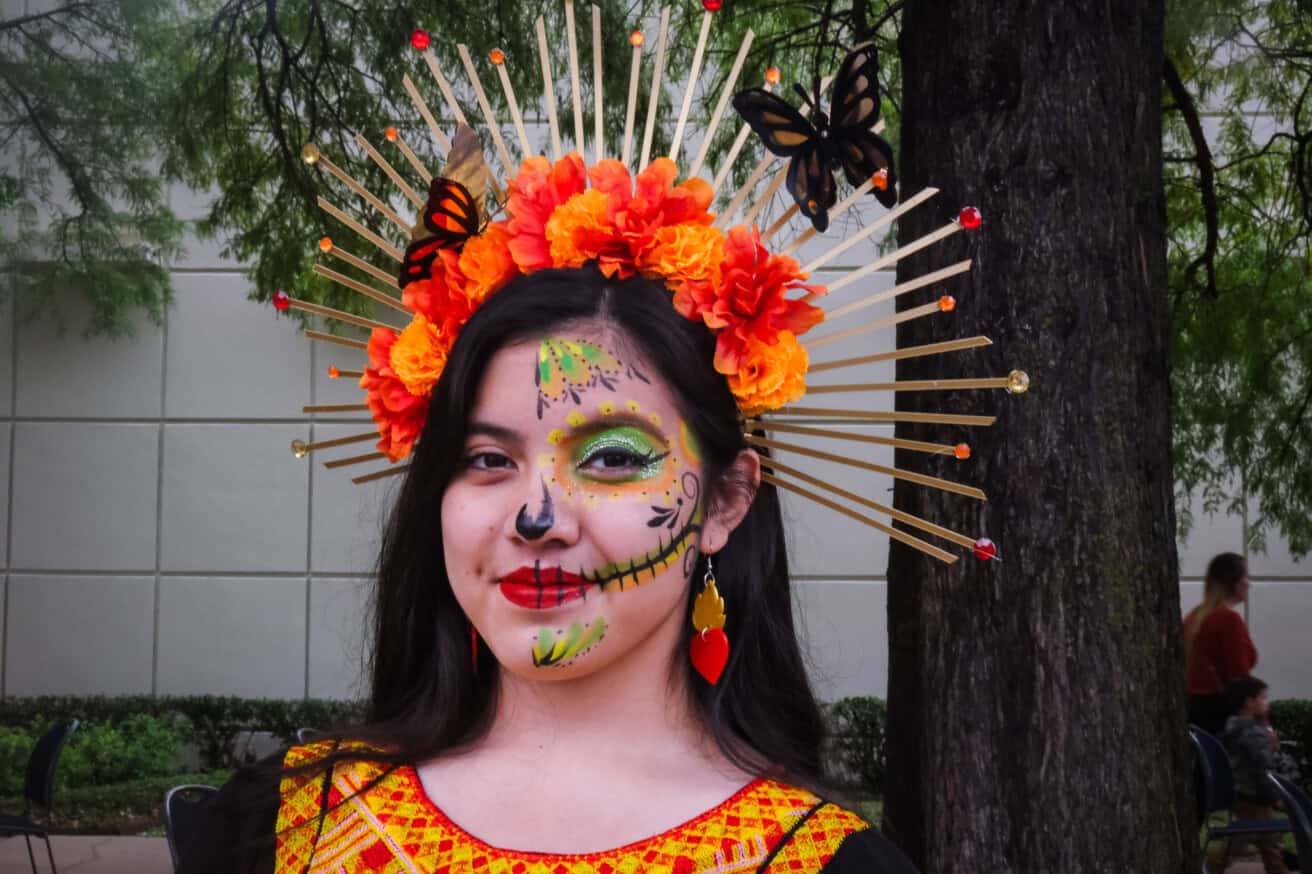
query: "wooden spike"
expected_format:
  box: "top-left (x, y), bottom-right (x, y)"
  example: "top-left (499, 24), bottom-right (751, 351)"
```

top-left (305, 330), bottom-right (368, 351)
top-left (494, 56), bottom-right (534, 158)
top-left (564, 0), bottom-right (585, 149)
top-left (761, 203), bottom-right (798, 242)
top-left (764, 405), bottom-right (996, 428)
top-left (710, 118), bottom-right (757, 197)
top-left (742, 162), bottom-right (789, 228)
top-left (823, 260), bottom-right (971, 322)
top-left (762, 456), bottom-right (978, 549)
top-left (591, 5), bottom-right (604, 163)
top-left (747, 434), bottom-right (987, 500)
top-left (621, 31), bottom-right (643, 167)
top-left (715, 152), bottom-right (776, 229)
top-left (389, 127), bottom-right (434, 181)
top-left (686, 29), bottom-right (754, 179)
top-left (324, 451), bottom-right (388, 469)
top-left (321, 242), bottom-right (402, 290)
top-left (778, 176), bottom-right (876, 257)
top-left (316, 154), bottom-right (409, 231)
top-left (669, 8), bottom-right (714, 163)
top-left (820, 221), bottom-right (964, 299)
top-left (806, 376), bottom-right (1012, 394)
top-left (316, 197), bottom-right (403, 261)
top-left (304, 403), bottom-right (369, 414)
top-left (809, 337), bottom-right (993, 373)
top-left (803, 300), bottom-right (944, 350)
top-left (801, 187), bottom-right (939, 275)
top-left (312, 264), bottom-right (408, 315)
top-left (761, 472), bottom-right (957, 563)
top-left (745, 419), bottom-right (960, 457)
top-left (355, 133), bottom-right (424, 208)
top-left (639, 7), bottom-right (671, 169)
top-left (353, 465), bottom-right (410, 485)
top-left (535, 17), bottom-right (563, 161)
top-left (421, 49), bottom-right (469, 127)
top-left (456, 44), bottom-right (515, 172)
top-left (327, 368), bottom-right (365, 379)
top-left (401, 73), bottom-right (453, 154)
top-left (287, 297), bottom-right (394, 333)
top-left (297, 432), bottom-right (376, 453)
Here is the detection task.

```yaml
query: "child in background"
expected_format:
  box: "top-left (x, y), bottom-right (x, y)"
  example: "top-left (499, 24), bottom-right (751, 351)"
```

top-left (1207, 676), bottom-right (1290, 874)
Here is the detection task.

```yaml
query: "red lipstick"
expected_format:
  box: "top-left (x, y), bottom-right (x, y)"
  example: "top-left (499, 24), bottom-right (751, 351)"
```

top-left (498, 563), bottom-right (591, 609)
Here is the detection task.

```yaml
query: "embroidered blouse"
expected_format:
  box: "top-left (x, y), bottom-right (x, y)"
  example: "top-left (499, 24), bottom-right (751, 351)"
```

top-left (269, 743), bottom-right (916, 874)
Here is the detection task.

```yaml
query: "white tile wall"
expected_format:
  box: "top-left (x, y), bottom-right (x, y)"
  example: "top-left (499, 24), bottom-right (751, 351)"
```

top-left (5, 575), bottom-right (155, 695)
top-left (156, 576), bottom-right (308, 697)
top-left (308, 424), bottom-right (398, 575)
top-left (0, 424), bottom-right (9, 569)
top-left (1247, 581), bottom-right (1312, 699)
top-left (10, 422), bottom-right (159, 571)
top-left (308, 577), bottom-right (371, 700)
top-left (0, 290), bottom-right (12, 419)
top-left (15, 291), bottom-right (165, 419)
top-left (167, 183), bottom-right (241, 271)
top-left (794, 580), bottom-right (888, 700)
top-left (159, 424), bottom-right (309, 572)
top-left (1177, 485), bottom-right (1246, 579)
top-left (164, 273), bottom-right (310, 419)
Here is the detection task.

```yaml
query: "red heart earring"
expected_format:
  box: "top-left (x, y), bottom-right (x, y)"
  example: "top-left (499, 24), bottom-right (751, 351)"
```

top-left (690, 556), bottom-right (729, 685)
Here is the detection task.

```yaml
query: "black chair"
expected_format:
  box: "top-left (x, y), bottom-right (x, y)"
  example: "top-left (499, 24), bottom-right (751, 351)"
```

top-left (0, 719), bottom-right (79, 874)
top-left (1188, 724), bottom-right (1292, 850)
top-left (1268, 774), bottom-right (1310, 867)
top-left (163, 784), bottom-right (219, 871)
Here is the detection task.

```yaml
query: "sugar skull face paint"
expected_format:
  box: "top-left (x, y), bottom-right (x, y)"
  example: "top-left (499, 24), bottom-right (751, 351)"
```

top-left (440, 327), bottom-right (713, 682)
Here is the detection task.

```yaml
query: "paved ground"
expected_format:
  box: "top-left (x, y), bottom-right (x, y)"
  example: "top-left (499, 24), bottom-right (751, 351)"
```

top-left (0, 835), bottom-right (1283, 873)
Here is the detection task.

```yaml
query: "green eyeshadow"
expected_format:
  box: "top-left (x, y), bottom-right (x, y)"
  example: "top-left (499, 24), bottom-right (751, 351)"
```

top-left (572, 426), bottom-right (668, 482)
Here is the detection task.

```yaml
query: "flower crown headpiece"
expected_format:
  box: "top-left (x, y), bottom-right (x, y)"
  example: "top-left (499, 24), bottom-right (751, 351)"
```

top-left (281, 0), bottom-right (1029, 564)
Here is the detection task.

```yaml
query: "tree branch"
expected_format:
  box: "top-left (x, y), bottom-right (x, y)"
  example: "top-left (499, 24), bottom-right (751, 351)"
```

top-left (1163, 56), bottom-right (1219, 299)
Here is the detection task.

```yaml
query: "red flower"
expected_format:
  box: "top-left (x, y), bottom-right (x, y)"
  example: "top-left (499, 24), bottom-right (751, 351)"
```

top-left (360, 327), bottom-right (428, 462)
top-left (673, 225), bottom-right (826, 374)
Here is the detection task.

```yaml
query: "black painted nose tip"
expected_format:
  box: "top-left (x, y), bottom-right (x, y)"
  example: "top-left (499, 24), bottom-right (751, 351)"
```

top-left (515, 479), bottom-right (555, 540)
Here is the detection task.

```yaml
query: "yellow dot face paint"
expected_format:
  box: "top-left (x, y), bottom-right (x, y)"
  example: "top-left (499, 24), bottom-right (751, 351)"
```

top-left (566, 411), bottom-right (587, 427)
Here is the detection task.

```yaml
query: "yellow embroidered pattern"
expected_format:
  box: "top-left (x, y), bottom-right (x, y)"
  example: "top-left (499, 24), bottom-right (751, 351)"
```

top-left (275, 743), bottom-right (868, 874)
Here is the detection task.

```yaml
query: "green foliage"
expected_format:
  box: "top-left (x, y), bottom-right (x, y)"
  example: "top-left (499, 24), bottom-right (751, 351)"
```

top-left (0, 714), bottom-right (187, 797)
top-left (1165, 0), bottom-right (1312, 556)
top-left (0, 0), bottom-right (187, 336)
top-left (1270, 698), bottom-right (1312, 793)
top-left (825, 696), bottom-right (887, 797)
top-left (0, 769), bottom-right (230, 831)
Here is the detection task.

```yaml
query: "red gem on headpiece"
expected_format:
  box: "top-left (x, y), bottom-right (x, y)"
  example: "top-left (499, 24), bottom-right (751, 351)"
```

top-left (702, 0), bottom-right (722, 10)
top-left (273, 290), bottom-right (290, 311)
top-left (410, 29), bottom-right (430, 50)
top-left (958, 206), bottom-right (982, 229)
top-left (973, 538), bottom-right (996, 561)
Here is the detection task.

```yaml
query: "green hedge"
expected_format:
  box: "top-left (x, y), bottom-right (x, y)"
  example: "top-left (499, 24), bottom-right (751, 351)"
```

top-left (1270, 699), bottom-right (1312, 791)
top-left (0, 696), bottom-right (365, 772)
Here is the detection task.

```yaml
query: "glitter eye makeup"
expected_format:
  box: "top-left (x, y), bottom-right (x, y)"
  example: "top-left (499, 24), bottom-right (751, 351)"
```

top-left (571, 425), bottom-right (670, 483)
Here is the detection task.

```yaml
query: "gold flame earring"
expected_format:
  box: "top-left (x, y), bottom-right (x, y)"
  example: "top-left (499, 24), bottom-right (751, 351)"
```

top-left (690, 556), bottom-right (729, 684)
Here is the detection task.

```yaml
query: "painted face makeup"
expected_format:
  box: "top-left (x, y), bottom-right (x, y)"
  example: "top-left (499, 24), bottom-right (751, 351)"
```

top-left (498, 561), bottom-right (591, 609)
top-left (535, 336), bottom-right (648, 418)
top-left (531, 617), bottom-right (607, 667)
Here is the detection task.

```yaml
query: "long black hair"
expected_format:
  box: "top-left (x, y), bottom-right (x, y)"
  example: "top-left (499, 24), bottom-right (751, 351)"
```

top-left (183, 266), bottom-right (829, 872)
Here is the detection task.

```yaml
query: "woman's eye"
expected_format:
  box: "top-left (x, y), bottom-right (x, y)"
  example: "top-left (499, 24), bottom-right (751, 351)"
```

top-left (584, 449), bottom-right (647, 470)
top-left (467, 452), bottom-right (514, 471)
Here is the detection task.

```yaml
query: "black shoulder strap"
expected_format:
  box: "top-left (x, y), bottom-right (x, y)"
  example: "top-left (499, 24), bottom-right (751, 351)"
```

top-left (302, 739), bottom-right (342, 874)
top-left (755, 800), bottom-right (829, 873)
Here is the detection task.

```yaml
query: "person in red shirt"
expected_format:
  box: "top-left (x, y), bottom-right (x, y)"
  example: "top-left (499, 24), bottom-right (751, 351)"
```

top-left (1184, 552), bottom-right (1257, 735)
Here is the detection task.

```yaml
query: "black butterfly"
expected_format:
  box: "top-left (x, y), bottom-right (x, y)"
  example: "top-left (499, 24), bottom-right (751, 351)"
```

top-left (732, 44), bottom-right (897, 233)
top-left (398, 176), bottom-right (481, 287)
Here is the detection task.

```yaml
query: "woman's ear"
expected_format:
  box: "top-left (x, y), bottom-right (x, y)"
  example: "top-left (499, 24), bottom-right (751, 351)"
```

top-left (699, 449), bottom-right (761, 555)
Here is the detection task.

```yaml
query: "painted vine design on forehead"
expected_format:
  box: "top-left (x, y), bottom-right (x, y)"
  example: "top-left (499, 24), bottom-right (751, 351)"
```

top-left (535, 336), bottom-right (649, 419)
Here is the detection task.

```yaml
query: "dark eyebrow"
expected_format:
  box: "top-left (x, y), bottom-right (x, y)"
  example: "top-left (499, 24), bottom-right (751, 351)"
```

top-left (569, 412), bottom-right (668, 439)
top-left (466, 421), bottom-right (522, 442)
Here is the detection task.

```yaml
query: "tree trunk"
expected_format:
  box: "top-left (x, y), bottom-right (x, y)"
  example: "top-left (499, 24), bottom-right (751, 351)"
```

top-left (884, 3), bottom-right (1197, 872)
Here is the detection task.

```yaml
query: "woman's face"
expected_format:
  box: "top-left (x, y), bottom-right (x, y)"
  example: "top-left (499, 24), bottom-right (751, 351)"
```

top-left (440, 324), bottom-right (729, 682)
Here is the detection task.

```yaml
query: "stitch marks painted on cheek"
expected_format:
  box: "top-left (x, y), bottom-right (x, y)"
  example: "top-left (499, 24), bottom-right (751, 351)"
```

top-left (531, 616), bottom-right (608, 667)
top-left (583, 472), bottom-right (704, 591)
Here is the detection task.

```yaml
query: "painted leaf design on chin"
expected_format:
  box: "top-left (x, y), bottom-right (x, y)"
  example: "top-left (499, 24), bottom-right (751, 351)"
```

top-left (531, 616), bottom-right (608, 667)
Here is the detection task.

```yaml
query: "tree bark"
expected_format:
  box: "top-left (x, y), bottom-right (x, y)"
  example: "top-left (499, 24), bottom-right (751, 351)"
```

top-left (884, 3), bottom-right (1197, 872)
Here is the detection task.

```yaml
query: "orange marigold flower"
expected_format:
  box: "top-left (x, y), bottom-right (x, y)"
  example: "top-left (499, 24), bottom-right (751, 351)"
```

top-left (637, 223), bottom-right (724, 286)
top-left (729, 331), bottom-right (809, 416)
top-left (389, 313), bottom-right (452, 398)
top-left (674, 225), bottom-right (826, 374)
top-left (506, 153), bottom-right (588, 272)
top-left (458, 223), bottom-right (518, 307)
top-left (545, 189), bottom-right (623, 269)
top-left (360, 327), bottom-right (428, 462)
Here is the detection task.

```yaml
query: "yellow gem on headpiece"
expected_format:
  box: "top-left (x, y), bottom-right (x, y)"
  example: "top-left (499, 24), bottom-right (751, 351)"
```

top-left (319, 237), bottom-right (333, 253)
top-left (290, 439), bottom-right (309, 458)
top-left (1006, 370), bottom-right (1031, 394)
top-left (629, 30), bottom-right (644, 47)
top-left (489, 48), bottom-right (505, 65)
top-left (300, 143), bottom-right (321, 165)
top-left (765, 66), bottom-right (781, 85)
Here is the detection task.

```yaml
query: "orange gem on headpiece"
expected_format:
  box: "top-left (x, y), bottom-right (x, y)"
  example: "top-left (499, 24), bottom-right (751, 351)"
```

top-left (319, 237), bottom-right (333, 253)
top-left (489, 48), bottom-right (505, 65)
top-left (938, 295), bottom-right (956, 312)
top-left (954, 443), bottom-right (971, 460)
top-left (385, 127), bottom-right (398, 142)
top-left (871, 168), bottom-right (889, 190)
top-left (765, 67), bottom-right (781, 85)
top-left (629, 30), bottom-right (644, 47)
top-left (328, 366), bottom-right (341, 379)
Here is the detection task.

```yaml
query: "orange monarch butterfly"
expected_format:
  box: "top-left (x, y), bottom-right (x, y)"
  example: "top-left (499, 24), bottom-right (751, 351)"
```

top-left (733, 43), bottom-right (897, 233)
top-left (398, 176), bottom-right (482, 287)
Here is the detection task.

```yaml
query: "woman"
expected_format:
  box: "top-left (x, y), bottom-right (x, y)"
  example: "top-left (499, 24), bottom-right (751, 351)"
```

top-left (1183, 552), bottom-right (1257, 735)
top-left (183, 268), bottom-right (918, 873)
